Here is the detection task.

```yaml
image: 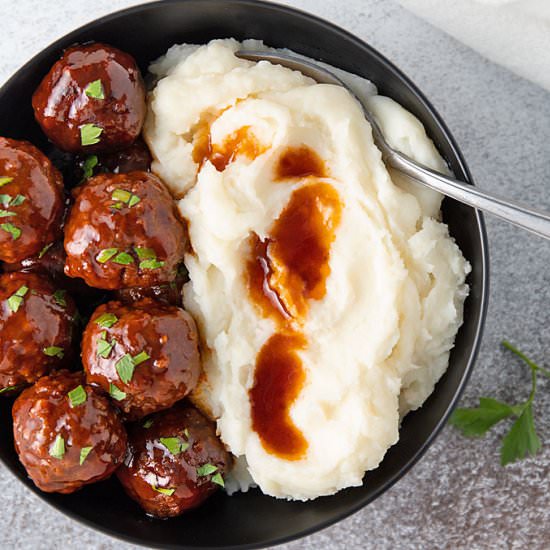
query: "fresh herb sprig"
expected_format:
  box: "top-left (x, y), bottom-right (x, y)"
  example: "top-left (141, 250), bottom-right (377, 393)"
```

top-left (450, 340), bottom-right (549, 465)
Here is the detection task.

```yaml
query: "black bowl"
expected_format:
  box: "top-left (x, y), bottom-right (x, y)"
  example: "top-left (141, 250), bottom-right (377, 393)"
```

top-left (0, 1), bottom-right (489, 548)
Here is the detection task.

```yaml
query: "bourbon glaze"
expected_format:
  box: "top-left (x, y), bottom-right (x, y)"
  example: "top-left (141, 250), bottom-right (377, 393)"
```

top-left (192, 115), bottom-right (266, 172)
top-left (247, 147), bottom-right (342, 461)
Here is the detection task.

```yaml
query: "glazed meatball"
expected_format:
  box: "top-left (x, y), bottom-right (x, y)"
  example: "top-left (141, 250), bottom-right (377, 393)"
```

top-left (64, 171), bottom-right (186, 290)
top-left (117, 404), bottom-right (231, 517)
top-left (98, 138), bottom-right (152, 174)
top-left (82, 299), bottom-right (200, 419)
top-left (13, 370), bottom-right (127, 493)
top-left (0, 137), bottom-right (64, 263)
top-left (32, 43), bottom-right (146, 153)
top-left (0, 272), bottom-right (76, 391)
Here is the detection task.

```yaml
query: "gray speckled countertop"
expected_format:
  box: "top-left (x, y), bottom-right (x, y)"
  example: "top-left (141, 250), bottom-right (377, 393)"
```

top-left (1, 0), bottom-right (549, 548)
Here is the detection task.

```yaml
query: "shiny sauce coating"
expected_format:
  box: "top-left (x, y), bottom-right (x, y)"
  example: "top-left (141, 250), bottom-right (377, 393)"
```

top-left (246, 146), bottom-right (342, 461)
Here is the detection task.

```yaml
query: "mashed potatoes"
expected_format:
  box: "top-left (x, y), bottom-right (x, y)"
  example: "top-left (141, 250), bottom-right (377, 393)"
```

top-left (145, 39), bottom-right (470, 500)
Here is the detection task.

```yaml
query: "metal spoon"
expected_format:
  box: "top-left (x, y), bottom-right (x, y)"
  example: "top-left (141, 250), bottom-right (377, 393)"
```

top-left (237, 50), bottom-right (550, 240)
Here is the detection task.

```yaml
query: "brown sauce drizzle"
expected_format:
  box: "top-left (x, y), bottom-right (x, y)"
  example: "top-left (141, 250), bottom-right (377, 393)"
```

top-left (247, 169), bottom-right (342, 461)
top-left (275, 145), bottom-right (327, 180)
top-left (249, 332), bottom-right (308, 461)
top-left (192, 113), bottom-right (266, 172)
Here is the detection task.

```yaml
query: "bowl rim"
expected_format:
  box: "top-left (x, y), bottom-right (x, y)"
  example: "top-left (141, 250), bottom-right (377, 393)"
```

top-left (0, 0), bottom-right (490, 548)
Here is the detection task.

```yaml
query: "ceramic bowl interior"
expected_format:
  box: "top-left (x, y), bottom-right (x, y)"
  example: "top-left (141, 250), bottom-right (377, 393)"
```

top-left (0, 1), bottom-right (488, 548)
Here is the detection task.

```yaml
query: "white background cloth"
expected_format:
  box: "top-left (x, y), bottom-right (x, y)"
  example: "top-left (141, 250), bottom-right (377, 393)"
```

top-left (0, 1), bottom-right (549, 549)
top-left (399, 0), bottom-right (550, 91)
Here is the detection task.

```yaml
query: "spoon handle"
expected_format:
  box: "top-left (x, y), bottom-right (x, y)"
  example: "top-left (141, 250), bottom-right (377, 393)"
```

top-left (389, 151), bottom-right (550, 240)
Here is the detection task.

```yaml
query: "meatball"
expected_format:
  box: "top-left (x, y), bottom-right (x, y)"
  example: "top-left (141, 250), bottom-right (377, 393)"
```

top-left (13, 370), bottom-right (127, 493)
top-left (0, 272), bottom-right (76, 391)
top-left (98, 138), bottom-right (152, 174)
top-left (0, 137), bottom-right (64, 263)
top-left (32, 43), bottom-right (146, 153)
top-left (117, 404), bottom-right (230, 517)
top-left (64, 171), bottom-right (186, 290)
top-left (82, 299), bottom-right (200, 419)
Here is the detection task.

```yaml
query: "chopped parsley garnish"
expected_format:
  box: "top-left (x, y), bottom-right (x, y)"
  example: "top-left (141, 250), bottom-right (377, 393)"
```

top-left (95, 312), bottom-right (118, 328)
top-left (10, 195), bottom-right (25, 207)
top-left (132, 351), bottom-right (150, 366)
top-left (151, 485), bottom-right (175, 496)
top-left (7, 285), bottom-right (29, 313)
top-left (159, 437), bottom-right (189, 455)
top-left (0, 177), bottom-right (13, 187)
top-left (109, 383), bottom-right (126, 401)
top-left (53, 289), bottom-right (67, 307)
top-left (116, 354), bottom-right (135, 384)
top-left (49, 434), bottom-right (65, 459)
top-left (43, 346), bottom-right (64, 359)
top-left (134, 247), bottom-right (156, 260)
top-left (80, 124), bottom-right (103, 146)
top-left (97, 332), bottom-right (115, 358)
top-left (140, 259), bottom-right (165, 270)
top-left (211, 473), bottom-right (225, 487)
top-left (81, 155), bottom-right (98, 181)
top-left (112, 252), bottom-right (134, 265)
top-left (111, 189), bottom-right (140, 208)
top-left (68, 385), bottom-right (87, 407)
top-left (85, 79), bottom-right (105, 100)
top-left (196, 463), bottom-right (218, 477)
top-left (0, 385), bottom-right (21, 395)
top-left (0, 210), bottom-right (15, 218)
top-left (143, 418), bottom-right (154, 429)
top-left (97, 248), bottom-right (118, 263)
top-left (38, 243), bottom-right (53, 259)
top-left (1, 222), bottom-right (21, 240)
top-left (79, 446), bottom-right (93, 465)
top-left (0, 195), bottom-right (10, 207)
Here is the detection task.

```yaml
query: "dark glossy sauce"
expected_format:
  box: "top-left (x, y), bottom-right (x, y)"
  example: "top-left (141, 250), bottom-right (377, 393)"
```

top-left (275, 145), bottom-right (327, 180)
top-left (249, 332), bottom-right (308, 460)
top-left (248, 166), bottom-right (342, 460)
top-left (192, 116), bottom-right (266, 172)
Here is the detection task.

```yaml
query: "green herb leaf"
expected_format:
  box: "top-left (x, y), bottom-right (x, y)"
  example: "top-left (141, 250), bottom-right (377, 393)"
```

top-left (132, 351), bottom-right (150, 366)
top-left (211, 473), bottom-right (224, 487)
top-left (128, 194), bottom-right (141, 207)
top-left (97, 248), bottom-right (118, 263)
top-left (81, 155), bottom-right (98, 180)
top-left (449, 397), bottom-right (514, 437)
top-left (111, 202), bottom-right (124, 210)
top-left (112, 189), bottom-right (132, 203)
top-left (0, 210), bottom-right (15, 218)
top-left (97, 336), bottom-right (114, 359)
top-left (1, 222), bottom-right (21, 240)
top-left (112, 252), bottom-right (134, 265)
top-left (7, 285), bottom-right (29, 313)
top-left (0, 177), bottom-right (13, 187)
top-left (140, 259), bottom-right (165, 270)
top-left (0, 194), bottom-right (10, 207)
top-left (116, 354), bottom-right (135, 384)
top-left (79, 446), bottom-right (93, 465)
top-left (53, 290), bottom-right (67, 307)
top-left (143, 418), bottom-right (154, 429)
top-left (500, 403), bottom-right (542, 465)
top-left (159, 437), bottom-right (189, 455)
top-left (85, 79), bottom-right (105, 100)
top-left (151, 485), bottom-right (175, 496)
top-left (80, 123), bottom-right (103, 146)
top-left (134, 247), bottom-right (156, 260)
top-left (95, 312), bottom-right (118, 328)
top-left (68, 385), bottom-right (87, 407)
top-left (10, 194), bottom-right (25, 207)
top-left (43, 346), bottom-right (64, 359)
top-left (49, 434), bottom-right (65, 460)
top-left (109, 383), bottom-right (126, 401)
top-left (38, 242), bottom-right (53, 259)
top-left (196, 463), bottom-right (218, 477)
top-left (0, 385), bottom-right (21, 395)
